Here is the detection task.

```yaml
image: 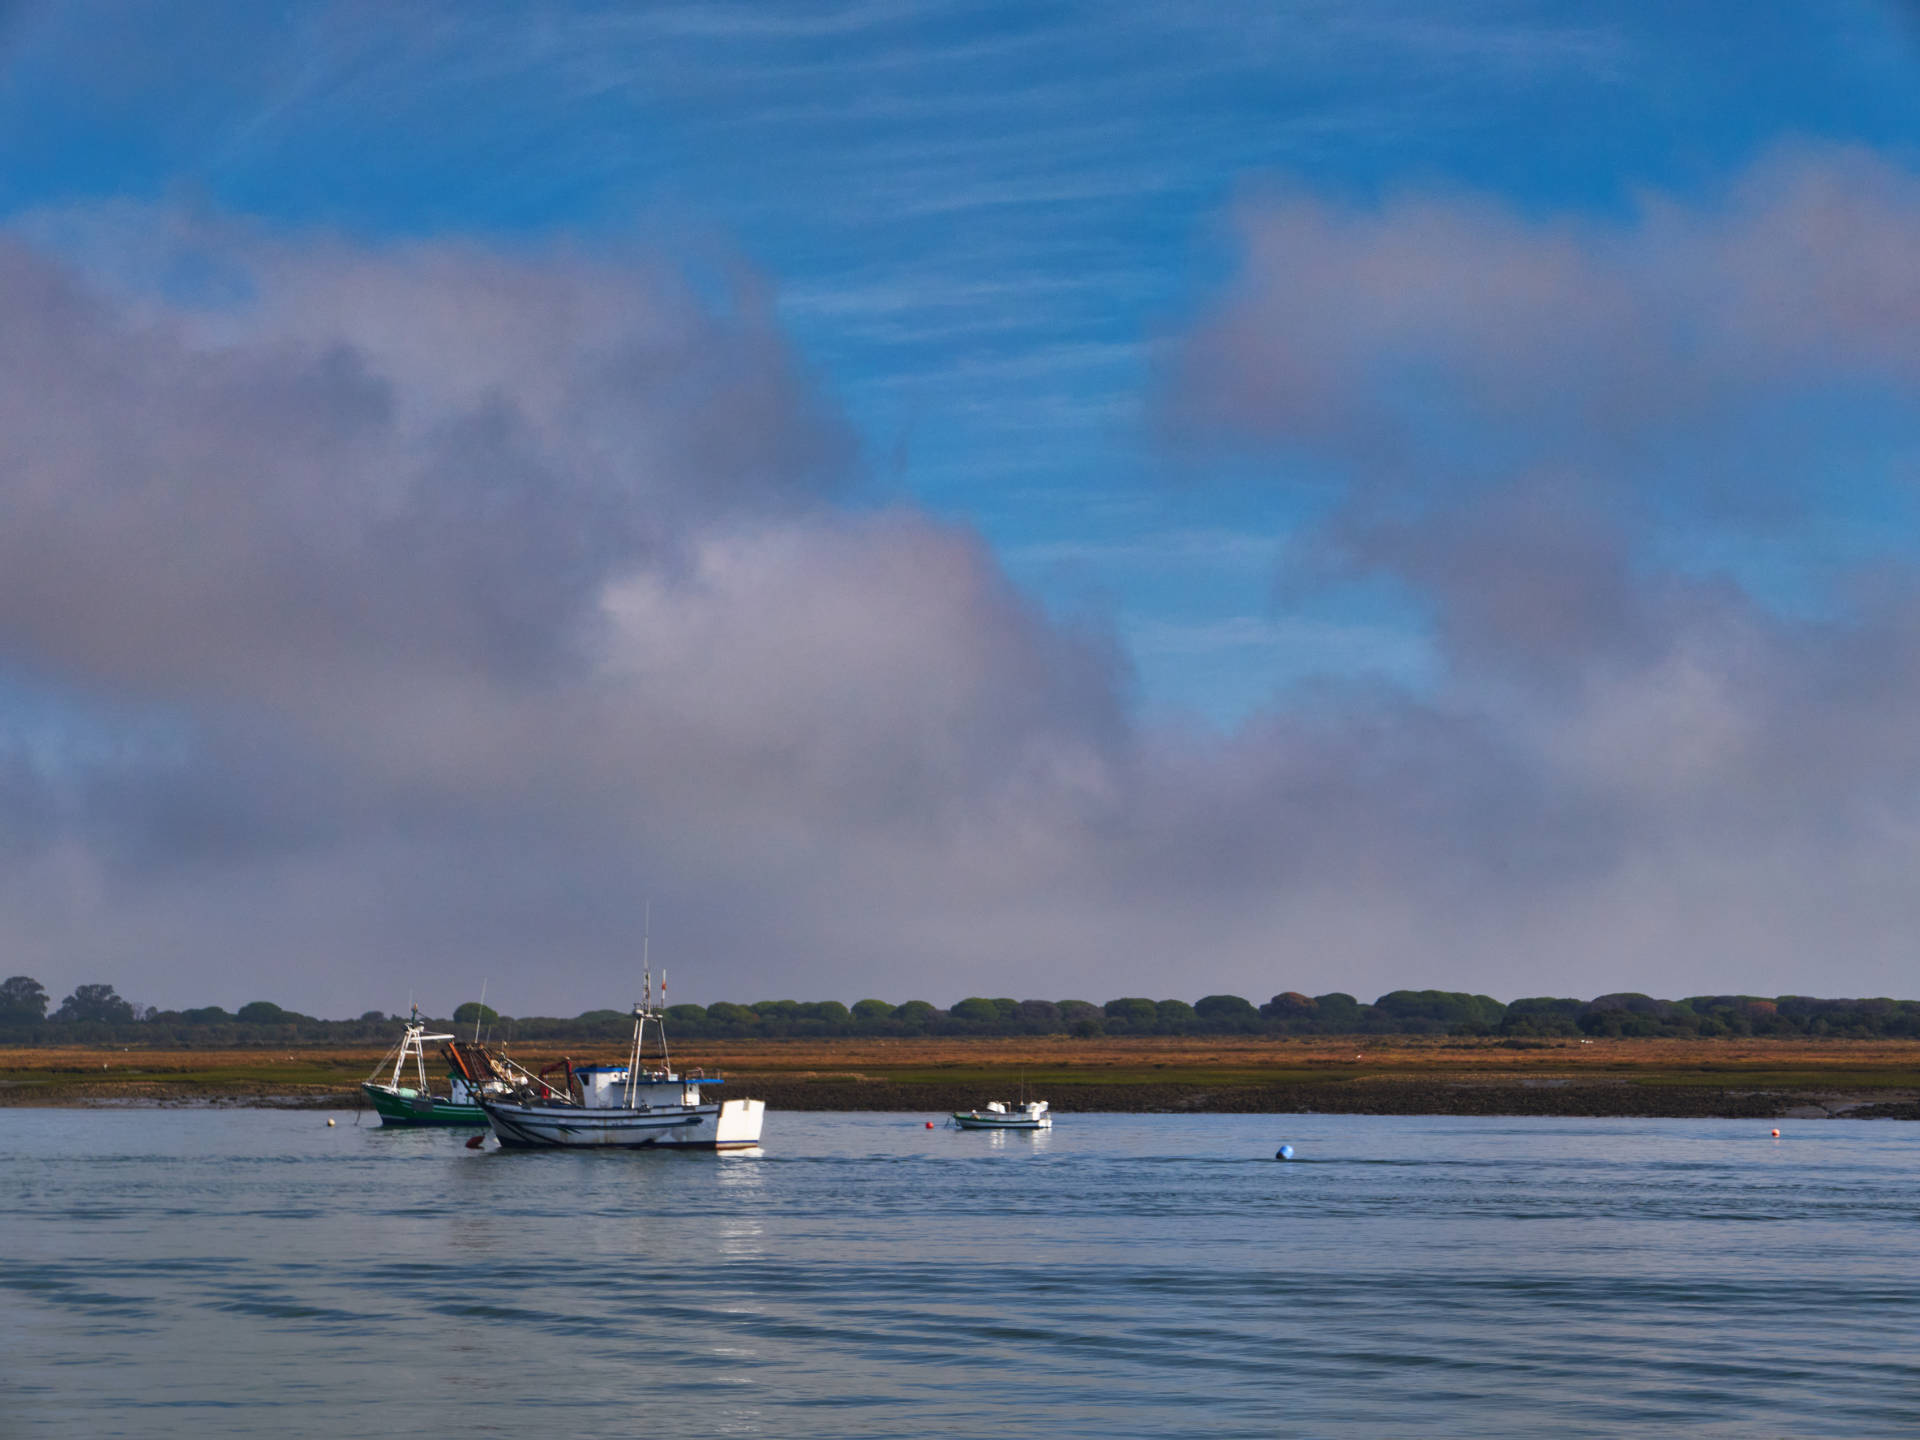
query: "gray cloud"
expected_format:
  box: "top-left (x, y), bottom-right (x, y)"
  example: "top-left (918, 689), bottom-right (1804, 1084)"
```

top-left (1173, 145), bottom-right (1920, 507)
top-left (0, 224), bottom-right (851, 698)
top-left (0, 220), bottom-right (1145, 1011)
top-left (10, 153), bottom-right (1920, 1015)
top-left (1150, 144), bottom-right (1920, 999)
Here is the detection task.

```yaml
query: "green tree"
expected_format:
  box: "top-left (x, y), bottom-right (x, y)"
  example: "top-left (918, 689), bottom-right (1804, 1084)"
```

top-left (892, 1000), bottom-right (937, 1034)
top-left (1155, 999), bottom-right (1198, 1034)
top-left (0, 975), bottom-right (48, 1021)
top-left (1500, 997), bottom-right (1582, 1037)
top-left (1014, 999), bottom-right (1061, 1033)
top-left (1056, 1000), bottom-right (1103, 1037)
top-left (1262, 992), bottom-right (1318, 1028)
top-left (798, 1001), bottom-right (852, 1034)
top-left (1194, 994), bottom-right (1260, 1032)
top-left (55, 983), bottom-right (136, 1025)
top-left (1309, 993), bottom-right (1363, 1030)
top-left (1372, 990), bottom-right (1507, 1035)
top-left (950, 997), bottom-right (1003, 1030)
top-left (452, 1001), bottom-right (500, 1027)
top-left (1103, 997), bottom-right (1159, 1034)
top-left (236, 1001), bottom-right (289, 1024)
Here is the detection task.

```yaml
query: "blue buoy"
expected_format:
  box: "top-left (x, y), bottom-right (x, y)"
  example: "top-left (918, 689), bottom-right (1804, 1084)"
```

top-left (1276, 1144), bottom-right (1295, 1161)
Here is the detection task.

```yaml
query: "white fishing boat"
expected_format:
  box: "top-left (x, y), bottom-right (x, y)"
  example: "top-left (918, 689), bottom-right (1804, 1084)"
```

top-left (478, 969), bottom-right (763, 1151)
top-left (952, 1099), bottom-right (1052, 1130)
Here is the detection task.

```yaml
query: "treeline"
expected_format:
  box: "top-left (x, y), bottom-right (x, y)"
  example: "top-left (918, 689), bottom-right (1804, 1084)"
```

top-left (4, 974), bottom-right (1920, 1044)
top-left (0, 977), bottom-right (402, 1045)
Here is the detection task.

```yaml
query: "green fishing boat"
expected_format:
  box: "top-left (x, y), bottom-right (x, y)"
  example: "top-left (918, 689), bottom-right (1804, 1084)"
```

top-left (361, 1009), bottom-right (493, 1126)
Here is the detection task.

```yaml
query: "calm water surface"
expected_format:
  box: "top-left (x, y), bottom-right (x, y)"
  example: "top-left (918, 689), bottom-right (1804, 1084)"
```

top-left (3, 1109), bottom-right (1917, 1438)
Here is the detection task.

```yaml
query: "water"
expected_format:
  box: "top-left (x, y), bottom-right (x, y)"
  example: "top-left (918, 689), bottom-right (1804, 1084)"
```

top-left (3, 1110), bottom-right (1917, 1438)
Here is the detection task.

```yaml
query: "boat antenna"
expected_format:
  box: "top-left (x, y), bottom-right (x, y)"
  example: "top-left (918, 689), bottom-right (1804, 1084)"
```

top-left (658, 968), bottom-right (671, 1073)
top-left (627, 900), bottom-right (653, 1108)
top-left (473, 979), bottom-right (488, 1045)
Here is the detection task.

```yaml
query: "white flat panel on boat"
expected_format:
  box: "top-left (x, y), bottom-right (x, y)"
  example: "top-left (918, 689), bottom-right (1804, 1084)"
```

top-left (715, 1099), bottom-right (765, 1146)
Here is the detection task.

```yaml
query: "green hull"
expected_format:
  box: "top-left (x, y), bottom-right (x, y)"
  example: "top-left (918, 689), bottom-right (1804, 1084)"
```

top-left (363, 1082), bottom-right (487, 1127)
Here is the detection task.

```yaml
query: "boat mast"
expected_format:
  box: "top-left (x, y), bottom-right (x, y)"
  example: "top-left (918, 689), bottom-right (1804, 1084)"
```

top-left (625, 902), bottom-right (651, 1108)
top-left (393, 1002), bottom-right (420, 1090)
top-left (658, 967), bottom-right (671, 1074)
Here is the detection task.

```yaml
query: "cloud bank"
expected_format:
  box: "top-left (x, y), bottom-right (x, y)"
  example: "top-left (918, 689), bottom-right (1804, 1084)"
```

top-left (0, 218), bottom-right (1140, 1011)
top-left (1165, 143), bottom-right (1920, 999)
top-left (7, 146), bottom-right (1920, 1012)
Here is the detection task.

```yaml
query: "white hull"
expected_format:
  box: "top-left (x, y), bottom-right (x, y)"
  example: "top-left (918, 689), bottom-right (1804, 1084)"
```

top-left (952, 1114), bottom-right (1051, 1130)
top-left (483, 1096), bottom-right (764, 1149)
top-left (953, 1100), bottom-right (1051, 1130)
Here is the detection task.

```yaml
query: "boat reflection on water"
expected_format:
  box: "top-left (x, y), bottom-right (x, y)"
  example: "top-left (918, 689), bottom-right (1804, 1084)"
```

top-left (983, 1123), bottom-right (1052, 1150)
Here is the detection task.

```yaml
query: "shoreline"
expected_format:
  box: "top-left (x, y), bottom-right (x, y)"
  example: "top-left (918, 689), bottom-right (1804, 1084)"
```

top-left (4, 1080), bottom-right (1916, 1121)
top-left (5, 1035), bottom-right (1918, 1119)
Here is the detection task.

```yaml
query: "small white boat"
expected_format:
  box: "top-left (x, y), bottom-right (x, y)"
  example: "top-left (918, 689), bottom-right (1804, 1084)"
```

top-left (952, 1099), bottom-right (1051, 1130)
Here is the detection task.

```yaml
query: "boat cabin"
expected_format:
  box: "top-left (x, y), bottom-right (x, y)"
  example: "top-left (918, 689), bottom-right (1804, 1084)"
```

top-left (572, 1063), bottom-right (718, 1110)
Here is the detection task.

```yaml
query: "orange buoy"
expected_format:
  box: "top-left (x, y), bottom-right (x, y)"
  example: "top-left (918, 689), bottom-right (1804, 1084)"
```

top-left (1771, 1128), bottom-right (1781, 1138)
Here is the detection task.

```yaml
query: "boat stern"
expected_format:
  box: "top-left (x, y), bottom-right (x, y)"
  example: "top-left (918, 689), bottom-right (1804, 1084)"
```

top-left (714, 1097), bottom-right (765, 1148)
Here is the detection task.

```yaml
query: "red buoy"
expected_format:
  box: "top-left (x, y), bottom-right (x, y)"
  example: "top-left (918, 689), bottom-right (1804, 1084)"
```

top-left (925, 1120), bottom-right (934, 1128)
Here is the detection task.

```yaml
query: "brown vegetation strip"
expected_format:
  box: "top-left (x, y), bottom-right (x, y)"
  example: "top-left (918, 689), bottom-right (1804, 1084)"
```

top-left (2, 1037), bottom-right (1917, 1118)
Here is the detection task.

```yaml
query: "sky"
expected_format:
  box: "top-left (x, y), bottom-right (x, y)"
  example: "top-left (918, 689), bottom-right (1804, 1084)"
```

top-left (4, 1), bottom-right (1920, 1015)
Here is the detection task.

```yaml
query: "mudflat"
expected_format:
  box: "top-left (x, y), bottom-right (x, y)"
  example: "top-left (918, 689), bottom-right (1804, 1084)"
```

top-left (3, 1035), bottom-right (1917, 1118)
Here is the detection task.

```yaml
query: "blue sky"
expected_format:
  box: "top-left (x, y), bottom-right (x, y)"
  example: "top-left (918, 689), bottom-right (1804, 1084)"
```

top-left (5, 2), bottom-right (1920, 1011)
top-left (13, 0), bottom-right (1917, 725)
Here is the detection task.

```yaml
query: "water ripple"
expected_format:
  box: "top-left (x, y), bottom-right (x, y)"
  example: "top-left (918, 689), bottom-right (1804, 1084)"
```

top-left (3, 1110), bottom-right (1918, 1438)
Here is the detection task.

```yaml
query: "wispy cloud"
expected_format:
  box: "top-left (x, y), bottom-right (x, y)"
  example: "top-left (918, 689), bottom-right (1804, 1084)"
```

top-left (1007, 530), bottom-right (1281, 570)
top-left (1128, 613), bottom-right (1434, 676)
